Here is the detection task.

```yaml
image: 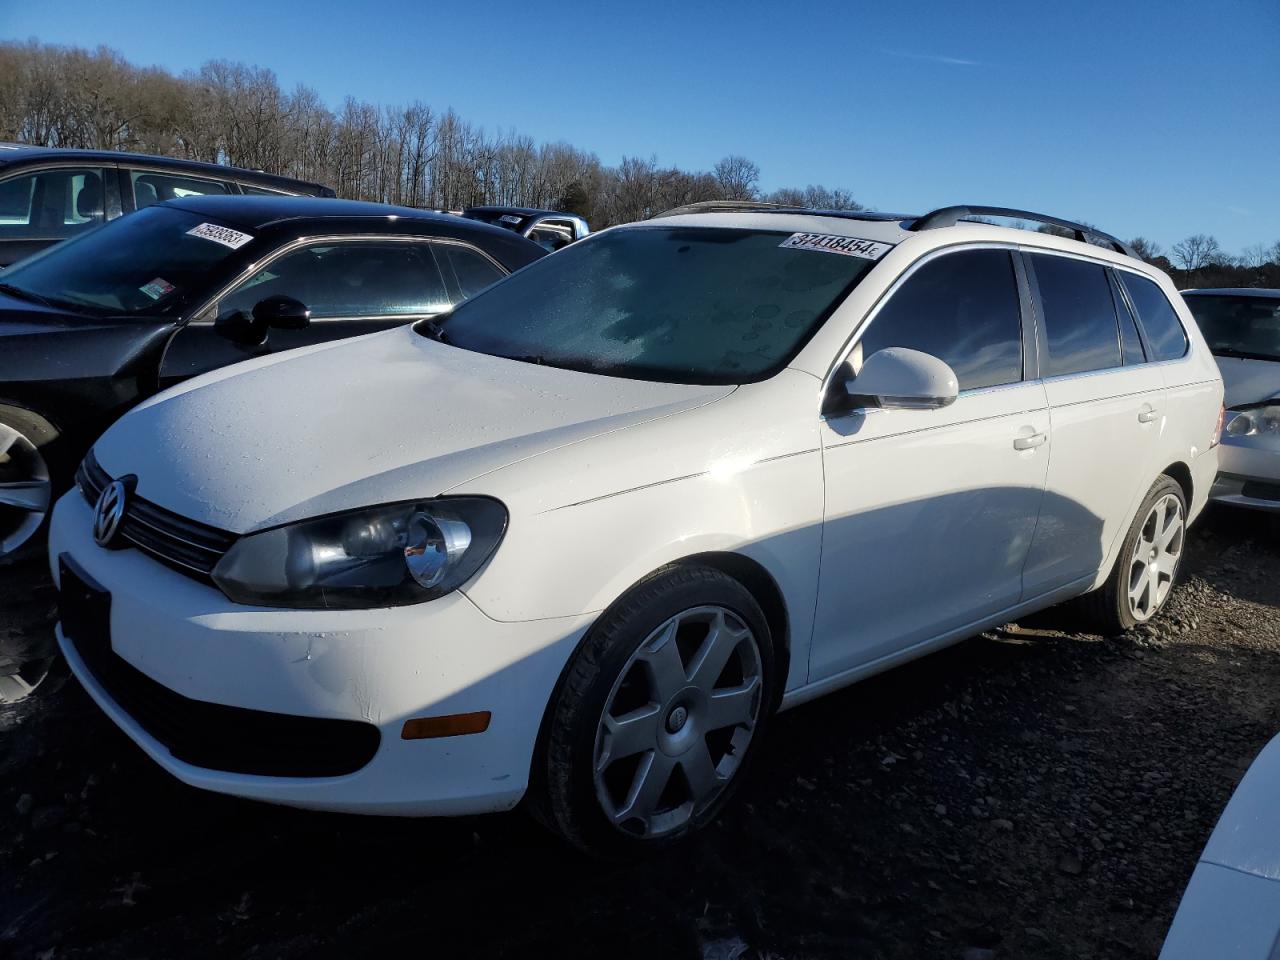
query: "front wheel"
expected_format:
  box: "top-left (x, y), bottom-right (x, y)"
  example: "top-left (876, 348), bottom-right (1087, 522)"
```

top-left (0, 405), bottom-right (60, 561)
top-left (1079, 475), bottom-right (1187, 636)
top-left (535, 565), bottom-right (776, 857)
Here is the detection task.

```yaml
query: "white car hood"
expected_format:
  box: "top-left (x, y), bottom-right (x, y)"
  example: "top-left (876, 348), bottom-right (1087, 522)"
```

top-left (95, 325), bottom-right (732, 532)
top-left (1217, 356), bottom-right (1280, 408)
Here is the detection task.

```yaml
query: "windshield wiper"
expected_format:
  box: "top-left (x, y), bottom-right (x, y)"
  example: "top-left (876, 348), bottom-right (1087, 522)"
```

top-left (0, 282), bottom-right (57, 309)
top-left (1212, 347), bottom-right (1280, 363)
top-left (418, 318), bottom-right (452, 344)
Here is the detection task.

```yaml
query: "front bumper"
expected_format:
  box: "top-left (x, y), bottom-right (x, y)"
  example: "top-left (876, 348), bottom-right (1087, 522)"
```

top-left (49, 492), bottom-right (592, 816)
top-left (1210, 439), bottom-right (1280, 513)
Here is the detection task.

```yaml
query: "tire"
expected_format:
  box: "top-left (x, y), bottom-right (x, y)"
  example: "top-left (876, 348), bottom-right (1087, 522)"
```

top-left (0, 403), bottom-right (64, 562)
top-left (1078, 475), bottom-right (1188, 637)
top-left (534, 564), bottom-right (777, 857)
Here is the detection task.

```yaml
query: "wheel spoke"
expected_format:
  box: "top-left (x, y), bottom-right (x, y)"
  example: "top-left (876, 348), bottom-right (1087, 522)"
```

top-left (679, 740), bottom-right (721, 805)
top-left (613, 750), bottom-right (675, 826)
top-left (705, 677), bottom-right (760, 732)
top-left (639, 621), bottom-right (688, 701)
top-left (598, 705), bottom-right (661, 769)
top-left (689, 610), bottom-right (745, 691)
top-left (0, 480), bottom-right (50, 512)
top-left (0, 424), bottom-right (19, 459)
top-left (1158, 509), bottom-right (1182, 553)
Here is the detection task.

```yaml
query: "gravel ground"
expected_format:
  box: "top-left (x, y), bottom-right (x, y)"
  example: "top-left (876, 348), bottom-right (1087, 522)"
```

top-left (1, 505), bottom-right (1278, 959)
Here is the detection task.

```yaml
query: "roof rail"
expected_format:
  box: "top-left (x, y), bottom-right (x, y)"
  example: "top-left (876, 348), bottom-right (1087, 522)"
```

top-left (652, 200), bottom-right (792, 218)
top-left (908, 205), bottom-right (1136, 258)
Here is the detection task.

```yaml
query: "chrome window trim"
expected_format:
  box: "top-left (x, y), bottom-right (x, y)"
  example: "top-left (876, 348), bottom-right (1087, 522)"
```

top-left (819, 241), bottom-right (1036, 403)
top-left (187, 233), bottom-right (506, 325)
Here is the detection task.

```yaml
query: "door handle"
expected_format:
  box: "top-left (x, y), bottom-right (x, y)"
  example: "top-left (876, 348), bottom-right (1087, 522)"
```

top-left (1013, 432), bottom-right (1047, 450)
top-left (1138, 407), bottom-right (1160, 423)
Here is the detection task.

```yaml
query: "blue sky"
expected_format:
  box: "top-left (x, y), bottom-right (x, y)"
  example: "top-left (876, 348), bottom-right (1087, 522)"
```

top-left (3, 0), bottom-right (1278, 253)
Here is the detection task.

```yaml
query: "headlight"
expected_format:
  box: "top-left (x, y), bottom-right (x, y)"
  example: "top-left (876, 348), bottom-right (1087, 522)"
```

top-left (211, 498), bottom-right (507, 609)
top-left (1225, 404), bottom-right (1280, 439)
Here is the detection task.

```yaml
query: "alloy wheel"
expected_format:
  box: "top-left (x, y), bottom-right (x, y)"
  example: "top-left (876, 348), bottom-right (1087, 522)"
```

top-left (593, 605), bottom-right (763, 838)
top-left (1127, 493), bottom-right (1184, 622)
top-left (0, 422), bottom-right (52, 557)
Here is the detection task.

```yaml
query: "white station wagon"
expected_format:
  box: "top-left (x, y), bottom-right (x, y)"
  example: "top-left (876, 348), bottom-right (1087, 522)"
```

top-left (50, 202), bottom-right (1223, 855)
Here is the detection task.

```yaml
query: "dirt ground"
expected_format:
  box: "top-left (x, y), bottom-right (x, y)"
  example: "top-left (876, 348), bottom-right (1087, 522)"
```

top-left (1, 505), bottom-right (1278, 960)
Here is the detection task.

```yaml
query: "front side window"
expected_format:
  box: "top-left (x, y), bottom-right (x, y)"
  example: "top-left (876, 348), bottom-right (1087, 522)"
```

top-left (434, 226), bottom-right (878, 383)
top-left (1119, 272), bottom-right (1189, 362)
top-left (218, 241), bottom-right (451, 320)
top-left (854, 249), bottom-right (1024, 391)
top-left (0, 167), bottom-right (106, 239)
top-left (0, 205), bottom-right (246, 315)
top-left (130, 170), bottom-right (230, 209)
top-left (1185, 294), bottom-right (1280, 363)
top-left (1031, 254), bottom-right (1123, 377)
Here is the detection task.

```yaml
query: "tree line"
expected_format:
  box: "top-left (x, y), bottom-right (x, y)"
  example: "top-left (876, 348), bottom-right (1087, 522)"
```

top-left (1, 38), bottom-right (1276, 287)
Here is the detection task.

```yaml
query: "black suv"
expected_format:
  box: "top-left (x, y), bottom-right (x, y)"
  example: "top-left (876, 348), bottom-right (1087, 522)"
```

top-left (0, 144), bottom-right (335, 266)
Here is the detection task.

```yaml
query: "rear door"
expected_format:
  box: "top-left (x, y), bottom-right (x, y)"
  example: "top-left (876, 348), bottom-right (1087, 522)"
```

top-left (1020, 251), bottom-right (1166, 598)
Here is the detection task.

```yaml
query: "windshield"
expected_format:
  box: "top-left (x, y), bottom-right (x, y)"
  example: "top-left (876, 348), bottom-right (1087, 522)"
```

top-left (1186, 294), bottom-right (1280, 362)
top-left (0, 205), bottom-right (253, 316)
top-left (431, 226), bottom-right (878, 383)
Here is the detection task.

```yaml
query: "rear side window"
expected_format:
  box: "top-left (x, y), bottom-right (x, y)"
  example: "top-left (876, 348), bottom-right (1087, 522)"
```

top-left (855, 249), bottom-right (1023, 391)
top-left (1118, 272), bottom-right (1189, 362)
top-left (1111, 273), bottom-right (1148, 365)
top-left (130, 170), bottom-right (230, 209)
top-left (1030, 254), bottom-right (1122, 377)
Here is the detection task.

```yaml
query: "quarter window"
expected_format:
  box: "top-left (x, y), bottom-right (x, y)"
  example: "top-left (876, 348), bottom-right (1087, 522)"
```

top-left (855, 249), bottom-right (1024, 391)
top-left (1118, 272), bottom-right (1189, 362)
top-left (1112, 274), bottom-right (1148, 365)
top-left (1030, 254), bottom-right (1122, 377)
top-left (435, 243), bottom-right (505, 300)
top-left (217, 241), bottom-right (451, 320)
top-left (0, 167), bottom-right (106, 239)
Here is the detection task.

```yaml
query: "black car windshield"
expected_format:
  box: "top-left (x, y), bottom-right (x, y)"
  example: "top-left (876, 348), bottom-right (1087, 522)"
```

top-left (1186, 294), bottom-right (1280, 362)
top-left (431, 226), bottom-right (878, 383)
top-left (0, 206), bottom-right (251, 316)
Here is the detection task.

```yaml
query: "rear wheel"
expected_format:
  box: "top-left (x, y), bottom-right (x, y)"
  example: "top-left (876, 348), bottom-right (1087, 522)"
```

top-left (1079, 475), bottom-right (1187, 636)
top-left (0, 405), bottom-right (59, 560)
top-left (535, 565), bottom-right (776, 857)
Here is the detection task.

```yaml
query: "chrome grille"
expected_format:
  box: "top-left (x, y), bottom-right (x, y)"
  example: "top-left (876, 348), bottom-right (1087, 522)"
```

top-left (77, 451), bottom-right (236, 580)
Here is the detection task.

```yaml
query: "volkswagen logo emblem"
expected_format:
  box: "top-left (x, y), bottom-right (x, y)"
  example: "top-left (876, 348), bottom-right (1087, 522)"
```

top-left (92, 480), bottom-right (128, 548)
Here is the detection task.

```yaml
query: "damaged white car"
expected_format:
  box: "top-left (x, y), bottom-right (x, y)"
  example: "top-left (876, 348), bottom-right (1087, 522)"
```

top-left (49, 203), bottom-right (1222, 855)
top-left (1183, 289), bottom-right (1280, 519)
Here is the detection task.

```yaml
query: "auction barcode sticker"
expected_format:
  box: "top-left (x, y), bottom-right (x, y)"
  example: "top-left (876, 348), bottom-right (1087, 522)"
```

top-left (187, 222), bottom-right (255, 249)
top-left (779, 233), bottom-right (893, 260)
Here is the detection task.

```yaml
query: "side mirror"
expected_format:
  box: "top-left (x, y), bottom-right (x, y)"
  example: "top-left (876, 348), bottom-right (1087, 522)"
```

top-left (252, 295), bottom-right (310, 331)
top-left (844, 347), bottom-right (959, 411)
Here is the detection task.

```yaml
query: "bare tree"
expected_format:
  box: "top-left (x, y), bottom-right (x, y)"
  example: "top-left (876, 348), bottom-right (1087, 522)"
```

top-left (1171, 234), bottom-right (1222, 273)
top-left (1127, 237), bottom-right (1163, 263)
top-left (713, 155), bottom-right (759, 201)
top-left (1241, 243), bottom-right (1272, 269)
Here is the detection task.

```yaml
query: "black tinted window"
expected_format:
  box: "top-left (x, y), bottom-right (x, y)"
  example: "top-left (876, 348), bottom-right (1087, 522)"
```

top-left (220, 241), bottom-right (450, 319)
top-left (1031, 255), bottom-right (1122, 377)
top-left (1119, 272), bottom-right (1188, 362)
top-left (1112, 274), bottom-right (1148, 365)
top-left (436, 243), bottom-right (505, 300)
top-left (0, 167), bottom-right (106, 239)
top-left (129, 170), bottom-right (229, 209)
top-left (856, 249), bottom-right (1023, 390)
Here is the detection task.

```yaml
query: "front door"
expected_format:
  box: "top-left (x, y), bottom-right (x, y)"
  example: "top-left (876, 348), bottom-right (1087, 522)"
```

top-left (159, 238), bottom-right (461, 387)
top-left (810, 247), bottom-right (1050, 682)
